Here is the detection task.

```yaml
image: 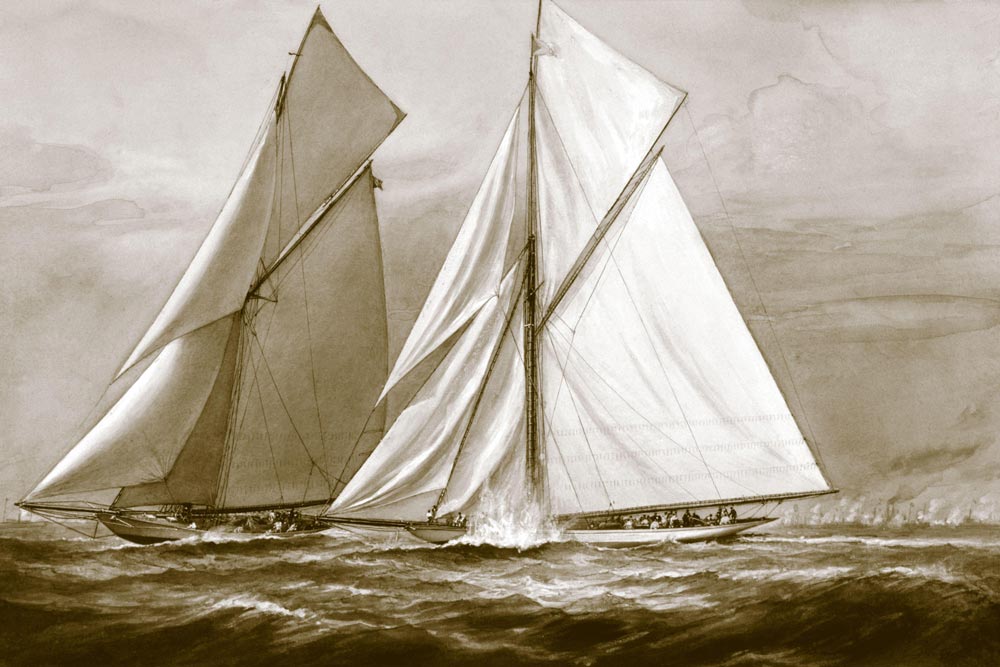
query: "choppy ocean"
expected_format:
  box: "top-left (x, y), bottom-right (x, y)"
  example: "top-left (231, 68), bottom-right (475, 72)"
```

top-left (2, 522), bottom-right (998, 666)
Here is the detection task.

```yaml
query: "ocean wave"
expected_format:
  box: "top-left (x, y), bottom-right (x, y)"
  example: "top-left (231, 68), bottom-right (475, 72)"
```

top-left (2, 526), bottom-right (998, 666)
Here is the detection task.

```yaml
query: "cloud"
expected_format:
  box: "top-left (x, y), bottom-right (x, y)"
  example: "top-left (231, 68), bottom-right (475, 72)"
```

top-left (780, 295), bottom-right (1000, 343)
top-left (0, 125), bottom-right (112, 196)
top-left (885, 442), bottom-right (983, 477)
top-left (685, 75), bottom-right (927, 218)
top-left (0, 199), bottom-right (145, 226)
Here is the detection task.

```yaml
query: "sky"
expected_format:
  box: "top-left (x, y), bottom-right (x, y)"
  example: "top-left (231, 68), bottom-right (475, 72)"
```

top-left (2, 0), bottom-right (999, 522)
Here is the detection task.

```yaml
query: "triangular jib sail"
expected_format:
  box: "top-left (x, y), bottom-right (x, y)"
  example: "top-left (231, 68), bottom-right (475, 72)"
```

top-left (328, 0), bottom-right (831, 527)
top-left (24, 7), bottom-right (402, 514)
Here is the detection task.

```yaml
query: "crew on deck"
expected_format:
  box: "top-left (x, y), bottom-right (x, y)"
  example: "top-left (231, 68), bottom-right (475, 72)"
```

top-left (587, 506), bottom-right (740, 530)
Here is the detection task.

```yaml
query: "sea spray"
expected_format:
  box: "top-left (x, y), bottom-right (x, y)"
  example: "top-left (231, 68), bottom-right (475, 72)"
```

top-left (776, 492), bottom-right (1000, 527)
top-left (3, 523), bottom-right (999, 665)
top-left (461, 486), bottom-right (560, 549)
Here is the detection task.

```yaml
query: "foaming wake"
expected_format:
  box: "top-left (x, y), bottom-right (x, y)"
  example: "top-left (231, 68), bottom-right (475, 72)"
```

top-left (458, 488), bottom-right (560, 550)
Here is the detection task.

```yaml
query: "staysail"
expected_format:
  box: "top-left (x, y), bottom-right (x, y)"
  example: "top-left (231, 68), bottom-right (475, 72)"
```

top-left (377, 106), bottom-right (521, 402)
top-left (329, 269), bottom-right (521, 521)
top-left (24, 7), bottom-right (401, 513)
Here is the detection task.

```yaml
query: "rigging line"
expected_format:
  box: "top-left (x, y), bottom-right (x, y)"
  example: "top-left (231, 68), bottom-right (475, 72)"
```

top-left (682, 106), bottom-right (832, 483)
top-left (235, 82), bottom-right (282, 189)
top-left (538, 95), bottom-right (688, 329)
top-left (252, 366), bottom-right (285, 504)
top-left (284, 92), bottom-right (304, 233)
top-left (219, 300), bottom-right (284, 505)
top-left (277, 111), bottom-right (287, 275)
top-left (533, 216), bottom-right (646, 511)
top-left (548, 333), bottom-right (704, 505)
top-left (326, 258), bottom-right (509, 494)
top-left (602, 249), bottom-right (722, 499)
top-left (330, 404), bottom-right (380, 494)
top-left (248, 331), bottom-right (334, 490)
top-left (534, 89), bottom-right (602, 226)
top-left (229, 300), bottom-right (282, 465)
top-left (507, 313), bottom-right (585, 513)
top-left (544, 316), bottom-right (759, 499)
top-left (215, 319), bottom-right (247, 507)
top-left (552, 311), bottom-right (761, 500)
top-left (534, 169), bottom-right (654, 455)
top-left (541, 336), bottom-right (613, 509)
top-left (326, 250), bottom-right (514, 496)
top-left (437, 268), bottom-right (527, 508)
top-left (298, 256), bottom-right (328, 495)
top-left (284, 97), bottom-right (329, 495)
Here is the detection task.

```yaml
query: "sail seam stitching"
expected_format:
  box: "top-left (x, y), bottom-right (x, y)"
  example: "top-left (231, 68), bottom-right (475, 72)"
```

top-left (546, 316), bottom-right (743, 499)
top-left (546, 323), bottom-right (704, 504)
top-left (601, 249), bottom-right (725, 499)
top-left (683, 106), bottom-right (833, 485)
top-left (248, 331), bottom-right (333, 491)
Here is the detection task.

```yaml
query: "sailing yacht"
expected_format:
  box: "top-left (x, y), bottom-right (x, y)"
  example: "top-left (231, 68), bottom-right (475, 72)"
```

top-left (17, 8), bottom-right (404, 544)
top-left (326, 0), bottom-right (836, 545)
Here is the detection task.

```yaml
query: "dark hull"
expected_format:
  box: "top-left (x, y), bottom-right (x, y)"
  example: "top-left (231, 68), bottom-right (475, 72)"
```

top-left (97, 512), bottom-right (328, 545)
top-left (97, 513), bottom-right (201, 544)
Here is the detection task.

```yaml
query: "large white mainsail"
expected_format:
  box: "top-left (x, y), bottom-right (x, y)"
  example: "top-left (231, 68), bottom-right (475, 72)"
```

top-left (326, 0), bottom-right (832, 537)
top-left (541, 160), bottom-right (829, 517)
top-left (22, 7), bottom-right (403, 520)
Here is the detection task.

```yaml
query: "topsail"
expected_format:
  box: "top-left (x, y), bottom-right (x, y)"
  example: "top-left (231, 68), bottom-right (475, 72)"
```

top-left (24, 7), bottom-right (402, 518)
top-left (329, 0), bottom-right (832, 535)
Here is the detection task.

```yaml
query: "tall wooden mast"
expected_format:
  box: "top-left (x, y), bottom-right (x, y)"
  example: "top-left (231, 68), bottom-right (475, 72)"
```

top-left (523, 0), bottom-right (544, 504)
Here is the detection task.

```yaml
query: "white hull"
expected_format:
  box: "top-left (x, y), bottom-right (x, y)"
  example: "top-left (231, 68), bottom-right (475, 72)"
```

top-left (564, 518), bottom-right (775, 545)
top-left (406, 524), bottom-right (467, 544)
top-left (325, 520), bottom-right (410, 540)
top-left (401, 518), bottom-right (775, 545)
top-left (97, 512), bottom-right (328, 545)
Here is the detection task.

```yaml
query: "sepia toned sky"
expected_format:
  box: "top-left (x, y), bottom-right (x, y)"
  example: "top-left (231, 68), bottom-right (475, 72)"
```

top-left (2, 0), bottom-right (998, 519)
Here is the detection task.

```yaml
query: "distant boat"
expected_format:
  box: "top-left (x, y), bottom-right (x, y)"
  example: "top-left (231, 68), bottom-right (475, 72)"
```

top-left (18, 7), bottom-right (403, 545)
top-left (326, 0), bottom-right (836, 545)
